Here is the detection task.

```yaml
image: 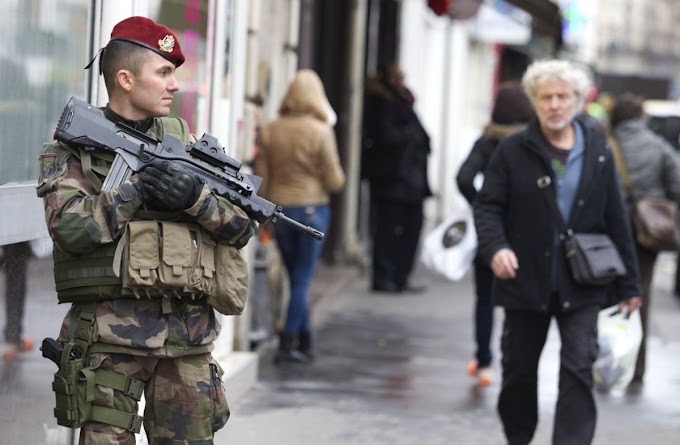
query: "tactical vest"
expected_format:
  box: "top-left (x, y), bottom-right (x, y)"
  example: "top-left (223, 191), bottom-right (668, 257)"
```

top-left (53, 117), bottom-right (197, 303)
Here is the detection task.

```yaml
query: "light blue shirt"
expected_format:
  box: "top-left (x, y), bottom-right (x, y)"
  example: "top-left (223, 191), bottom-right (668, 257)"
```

top-left (551, 121), bottom-right (585, 290)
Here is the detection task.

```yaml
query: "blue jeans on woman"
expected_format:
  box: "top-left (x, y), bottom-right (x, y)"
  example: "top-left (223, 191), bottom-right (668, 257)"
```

top-left (274, 205), bottom-right (330, 334)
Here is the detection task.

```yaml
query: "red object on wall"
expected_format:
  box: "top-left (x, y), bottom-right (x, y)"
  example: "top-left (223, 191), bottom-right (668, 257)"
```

top-left (428, 0), bottom-right (453, 16)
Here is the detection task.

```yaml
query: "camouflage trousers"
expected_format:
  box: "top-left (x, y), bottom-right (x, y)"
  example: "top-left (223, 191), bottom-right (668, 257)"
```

top-left (79, 352), bottom-right (229, 445)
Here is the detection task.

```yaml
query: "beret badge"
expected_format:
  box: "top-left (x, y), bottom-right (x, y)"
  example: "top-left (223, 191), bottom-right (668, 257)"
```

top-left (158, 35), bottom-right (175, 53)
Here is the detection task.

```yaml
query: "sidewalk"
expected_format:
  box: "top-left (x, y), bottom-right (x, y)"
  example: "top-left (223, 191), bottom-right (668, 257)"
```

top-left (1, 252), bottom-right (678, 444)
top-left (217, 255), bottom-right (680, 445)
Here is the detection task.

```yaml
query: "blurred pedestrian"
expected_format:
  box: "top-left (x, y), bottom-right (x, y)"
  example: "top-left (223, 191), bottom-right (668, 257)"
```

top-left (1, 57), bottom-right (36, 362)
top-left (256, 69), bottom-right (346, 364)
top-left (455, 81), bottom-right (534, 387)
top-left (362, 64), bottom-right (432, 293)
top-left (474, 59), bottom-right (641, 445)
top-left (2, 241), bottom-right (34, 361)
top-left (609, 92), bottom-right (680, 385)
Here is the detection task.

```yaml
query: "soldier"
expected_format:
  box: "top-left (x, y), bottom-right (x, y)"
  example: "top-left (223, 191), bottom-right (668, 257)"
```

top-left (36, 16), bottom-right (256, 444)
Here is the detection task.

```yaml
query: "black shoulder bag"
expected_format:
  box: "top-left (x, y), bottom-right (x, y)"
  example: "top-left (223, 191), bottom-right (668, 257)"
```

top-left (534, 158), bottom-right (626, 286)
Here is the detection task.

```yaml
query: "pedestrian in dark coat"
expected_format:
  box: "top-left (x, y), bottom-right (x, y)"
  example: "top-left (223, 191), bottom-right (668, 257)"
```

top-left (362, 64), bottom-right (432, 293)
top-left (610, 92), bottom-right (680, 384)
top-left (474, 59), bottom-right (642, 445)
top-left (456, 81), bottom-right (534, 387)
top-left (2, 242), bottom-right (33, 361)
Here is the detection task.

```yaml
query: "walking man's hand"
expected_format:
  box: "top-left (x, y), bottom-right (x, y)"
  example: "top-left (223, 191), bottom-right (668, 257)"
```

top-left (490, 248), bottom-right (519, 280)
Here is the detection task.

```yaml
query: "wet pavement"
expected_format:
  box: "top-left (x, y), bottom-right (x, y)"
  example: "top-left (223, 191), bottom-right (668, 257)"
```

top-left (218, 256), bottom-right (680, 445)
top-left (0, 254), bottom-right (73, 445)
top-left (1, 252), bottom-right (679, 444)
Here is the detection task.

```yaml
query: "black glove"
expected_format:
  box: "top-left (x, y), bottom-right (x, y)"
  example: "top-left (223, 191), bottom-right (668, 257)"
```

top-left (138, 160), bottom-right (204, 210)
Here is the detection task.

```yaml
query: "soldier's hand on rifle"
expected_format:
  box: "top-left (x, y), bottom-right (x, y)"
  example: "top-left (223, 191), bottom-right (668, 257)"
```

top-left (138, 160), bottom-right (205, 210)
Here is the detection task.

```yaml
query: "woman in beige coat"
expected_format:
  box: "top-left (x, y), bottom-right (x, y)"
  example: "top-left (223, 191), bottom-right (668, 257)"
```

top-left (256, 69), bottom-right (345, 363)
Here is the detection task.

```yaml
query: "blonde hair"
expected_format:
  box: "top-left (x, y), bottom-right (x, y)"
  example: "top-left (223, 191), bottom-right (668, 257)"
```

top-left (522, 60), bottom-right (592, 111)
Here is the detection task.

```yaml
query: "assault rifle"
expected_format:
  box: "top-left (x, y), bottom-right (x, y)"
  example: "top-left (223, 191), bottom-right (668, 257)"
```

top-left (54, 96), bottom-right (324, 240)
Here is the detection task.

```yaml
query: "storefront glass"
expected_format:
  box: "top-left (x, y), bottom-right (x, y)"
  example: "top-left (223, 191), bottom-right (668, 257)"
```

top-left (146, 0), bottom-right (212, 135)
top-left (0, 0), bottom-right (91, 185)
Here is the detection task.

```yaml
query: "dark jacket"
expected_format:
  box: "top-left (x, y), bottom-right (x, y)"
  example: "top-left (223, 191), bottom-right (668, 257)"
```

top-left (456, 123), bottom-right (526, 205)
top-left (474, 116), bottom-right (641, 312)
top-left (362, 77), bottom-right (432, 203)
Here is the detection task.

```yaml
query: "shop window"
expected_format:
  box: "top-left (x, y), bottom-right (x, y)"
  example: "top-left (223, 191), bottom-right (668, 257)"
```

top-left (146, 0), bottom-right (211, 135)
top-left (0, 0), bottom-right (91, 185)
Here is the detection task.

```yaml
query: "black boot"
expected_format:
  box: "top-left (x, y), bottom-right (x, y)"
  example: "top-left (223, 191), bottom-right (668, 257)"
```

top-left (297, 331), bottom-right (315, 361)
top-left (274, 333), bottom-right (311, 364)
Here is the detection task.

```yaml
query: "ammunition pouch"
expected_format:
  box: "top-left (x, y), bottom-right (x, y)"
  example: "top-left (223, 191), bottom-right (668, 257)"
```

top-left (122, 220), bottom-right (216, 298)
top-left (121, 220), bottom-right (249, 315)
top-left (54, 219), bottom-right (249, 315)
top-left (51, 303), bottom-right (145, 432)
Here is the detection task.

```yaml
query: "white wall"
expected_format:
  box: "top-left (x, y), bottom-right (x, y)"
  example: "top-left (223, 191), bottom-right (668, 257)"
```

top-left (398, 1), bottom-right (498, 223)
top-left (0, 185), bottom-right (48, 245)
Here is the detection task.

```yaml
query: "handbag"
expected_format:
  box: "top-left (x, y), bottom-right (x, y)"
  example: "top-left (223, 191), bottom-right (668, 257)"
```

top-left (632, 197), bottom-right (680, 251)
top-left (534, 158), bottom-right (626, 286)
top-left (563, 233), bottom-right (626, 286)
top-left (610, 137), bottom-right (680, 251)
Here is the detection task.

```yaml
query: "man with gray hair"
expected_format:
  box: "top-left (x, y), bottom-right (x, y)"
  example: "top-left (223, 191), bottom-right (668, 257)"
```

top-left (474, 59), bottom-right (642, 444)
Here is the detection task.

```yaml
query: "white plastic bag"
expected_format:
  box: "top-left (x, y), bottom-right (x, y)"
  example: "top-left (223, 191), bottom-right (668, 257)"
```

top-left (420, 204), bottom-right (477, 281)
top-left (592, 305), bottom-right (643, 392)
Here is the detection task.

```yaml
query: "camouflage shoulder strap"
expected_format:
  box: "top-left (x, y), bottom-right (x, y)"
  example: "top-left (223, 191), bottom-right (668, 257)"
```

top-left (151, 116), bottom-right (193, 145)
top-left (60, 116), bottom-right (191, 192)
top-left (57, 142), bottom-right (115, 194)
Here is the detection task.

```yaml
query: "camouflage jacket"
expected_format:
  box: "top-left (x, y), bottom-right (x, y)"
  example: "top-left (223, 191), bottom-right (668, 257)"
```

top-left (37, 115), bottom-right (257, 357)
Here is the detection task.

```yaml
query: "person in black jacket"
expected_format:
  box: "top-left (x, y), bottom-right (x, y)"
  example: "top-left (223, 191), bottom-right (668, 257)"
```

top-left (362, 64), bottom-right (432, 293)
top-left (455, 81), bottom-right (534, 386)
top-left (474, 60), bottom-right (642, 445)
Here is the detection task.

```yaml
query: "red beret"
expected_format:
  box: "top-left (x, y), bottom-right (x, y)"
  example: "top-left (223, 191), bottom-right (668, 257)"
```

top-left (110, 16), bottom-right (185, 67)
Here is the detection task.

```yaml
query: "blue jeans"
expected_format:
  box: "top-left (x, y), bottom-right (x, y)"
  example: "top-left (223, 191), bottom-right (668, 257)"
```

top-left (274, 205), bottom-right (330, 334)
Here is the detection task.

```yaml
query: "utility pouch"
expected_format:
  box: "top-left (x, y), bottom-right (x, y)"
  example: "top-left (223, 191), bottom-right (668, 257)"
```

top-left (126, 220), bottom-right (160, 288)
top-left (208, 243), bottom-right (249, 315)
top-left (49, 303), bottom-right (145, 432)
top-left (123, 220), bottom-right (217, 298)
top-left (51, 341), bottom-right (93, 428)
top-left (121, 220), bottom-right (247, 313)
top-left (158, 221), bottom-right (192, 289)
top-left (50, 303), bottom-right (97, 429)
top-left (182, 224), bottom-right (216, 296)
top-left (51, 346), bottom-right (146, 432)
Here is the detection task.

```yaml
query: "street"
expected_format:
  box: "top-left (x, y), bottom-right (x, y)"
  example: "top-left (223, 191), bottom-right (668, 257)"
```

top-left (1, 253), bottom-right (679, 444)
top-left (219, 256), bottom-right (680, 445)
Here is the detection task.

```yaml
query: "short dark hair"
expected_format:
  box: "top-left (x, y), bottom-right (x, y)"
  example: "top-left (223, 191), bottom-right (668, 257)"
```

top-left (610, 93), bottom-right (645, 128)
top-left (492, 81), bottom-right (534, 125)
top-left (99, 40), bottom-right (151, 94)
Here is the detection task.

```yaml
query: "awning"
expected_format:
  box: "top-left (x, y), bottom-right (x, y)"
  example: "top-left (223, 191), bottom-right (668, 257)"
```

top-left (469, 2), bottom-right (532, 45)
top-left (427, 0), bottom-right (562, 46)
top-left (504, 0), bottom-right (562, 43)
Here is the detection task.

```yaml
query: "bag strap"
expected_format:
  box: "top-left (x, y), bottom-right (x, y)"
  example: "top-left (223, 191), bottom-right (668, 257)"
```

top-left (608, 135), bottom-right (632, 194)
top-left (530, 154), bottom-right (573, 240)
top-left (73, 301), bottom-right (98, 357)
